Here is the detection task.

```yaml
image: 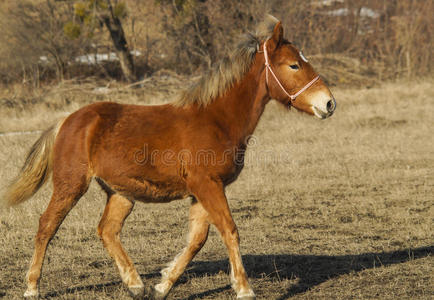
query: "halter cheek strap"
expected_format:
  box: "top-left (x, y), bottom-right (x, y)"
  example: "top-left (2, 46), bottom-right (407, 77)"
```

top-left (263, 39), bottom-right (320, 102)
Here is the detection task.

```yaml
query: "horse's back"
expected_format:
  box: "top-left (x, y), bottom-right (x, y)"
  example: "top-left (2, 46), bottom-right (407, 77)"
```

top-left (59, 101), bottom-right (184, 143)
top-left (54, 102), bottom-right (190, 200)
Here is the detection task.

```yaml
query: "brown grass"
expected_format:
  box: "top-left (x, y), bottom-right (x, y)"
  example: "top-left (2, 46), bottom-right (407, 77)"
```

top-left (0, 78), bottom-right (433, 299)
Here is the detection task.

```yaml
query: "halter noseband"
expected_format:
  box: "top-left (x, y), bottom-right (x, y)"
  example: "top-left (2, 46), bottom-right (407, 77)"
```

top-left (263, 39), bottom-right (320, 103)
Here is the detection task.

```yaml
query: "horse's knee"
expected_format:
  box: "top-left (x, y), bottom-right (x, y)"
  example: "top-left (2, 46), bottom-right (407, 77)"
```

top-left (230, 228), bottom-right (240, 245)
top-left (97, 222), bottom-right (120, 246)
top-left (221, 221), bottom-right (239, 244)
top-left (97, 227), bottom-right (109, 242)
top-left (97, 222), bottom-right (111, 242)
top-left (189, 236), bottom-right (207, 252)
top-left (35, 211), bottom-right (62, 243)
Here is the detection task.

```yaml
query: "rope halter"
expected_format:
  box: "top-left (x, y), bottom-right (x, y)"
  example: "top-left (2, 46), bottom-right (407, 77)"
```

top-left (263, 39), bottom-right (320, 103)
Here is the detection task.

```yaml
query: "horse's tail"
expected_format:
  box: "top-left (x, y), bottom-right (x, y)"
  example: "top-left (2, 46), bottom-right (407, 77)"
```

top-left (2, 120), bottom-right (64, 207)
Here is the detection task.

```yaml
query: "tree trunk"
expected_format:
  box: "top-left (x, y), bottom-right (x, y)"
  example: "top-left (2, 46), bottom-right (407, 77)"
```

top-left (102, 1), bottom-right (136, 82)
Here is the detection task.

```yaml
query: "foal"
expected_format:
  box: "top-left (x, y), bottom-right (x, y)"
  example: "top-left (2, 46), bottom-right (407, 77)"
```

top-left (5, 16), bottom-right (335, 299)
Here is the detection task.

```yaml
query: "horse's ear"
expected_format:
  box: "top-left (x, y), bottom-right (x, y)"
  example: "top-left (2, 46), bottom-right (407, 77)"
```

top-left (270, 21), bottom-right (283, 49)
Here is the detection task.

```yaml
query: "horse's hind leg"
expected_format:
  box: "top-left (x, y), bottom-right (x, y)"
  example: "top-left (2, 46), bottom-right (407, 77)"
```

top-left (97, 193), bottom-right (144, 298)
top-left (153, 198), bottom-right (210, 299)
top-left (25, 182), bottom-right (89, 298)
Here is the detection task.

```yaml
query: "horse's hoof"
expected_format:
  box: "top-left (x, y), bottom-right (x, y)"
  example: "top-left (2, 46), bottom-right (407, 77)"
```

top-left (145, 285), bottom-right (167, 300)
top-left (237, 291), bottom-right (256, 300)
top-left (23, 289), bottom-right (39, 299)
top-left (128, 285), bottom-right (145, 299)
top-left (237, 297), bottom-right (256, 300)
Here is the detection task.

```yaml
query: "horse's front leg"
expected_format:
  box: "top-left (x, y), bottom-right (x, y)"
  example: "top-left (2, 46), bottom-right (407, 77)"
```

top-left (187, 175), bottom-right (255, 300)
top-left (152, 198), bottom-right (210, 299)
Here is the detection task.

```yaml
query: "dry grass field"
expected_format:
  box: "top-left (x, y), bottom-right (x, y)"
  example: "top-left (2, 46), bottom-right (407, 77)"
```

top-left (0, 78), bottom-right (433, 299)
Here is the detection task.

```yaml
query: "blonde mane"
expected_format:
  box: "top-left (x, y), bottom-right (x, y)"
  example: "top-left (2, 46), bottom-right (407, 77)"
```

top-left (174, 15), bottom-right (280, 107)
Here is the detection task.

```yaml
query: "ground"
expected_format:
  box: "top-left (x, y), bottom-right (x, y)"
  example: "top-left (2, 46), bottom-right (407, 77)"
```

top-left (0, 78), bottom-right (433, 299)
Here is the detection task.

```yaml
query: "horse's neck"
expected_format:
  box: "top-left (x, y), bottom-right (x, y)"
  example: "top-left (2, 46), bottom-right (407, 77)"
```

top-left (204, 62), bottom-right (269, 146)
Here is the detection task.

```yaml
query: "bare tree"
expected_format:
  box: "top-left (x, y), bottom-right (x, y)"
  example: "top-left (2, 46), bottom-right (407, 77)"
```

top-left (68, 0), bottom-right (137, 82)
top-left (100, 0), bottom-right (136, 82)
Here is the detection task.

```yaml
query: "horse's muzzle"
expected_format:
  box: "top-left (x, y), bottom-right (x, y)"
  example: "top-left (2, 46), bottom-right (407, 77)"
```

top-left (312, 97), bottom-right (336, 119)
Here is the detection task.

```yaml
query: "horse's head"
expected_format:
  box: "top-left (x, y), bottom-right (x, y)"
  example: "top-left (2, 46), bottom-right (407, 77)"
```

top-left (261, 21), bottom-right (336, 119)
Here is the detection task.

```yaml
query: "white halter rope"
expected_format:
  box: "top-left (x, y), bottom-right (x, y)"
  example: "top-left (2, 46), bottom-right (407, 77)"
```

top-left (263, 39), bottom-right (320, 102)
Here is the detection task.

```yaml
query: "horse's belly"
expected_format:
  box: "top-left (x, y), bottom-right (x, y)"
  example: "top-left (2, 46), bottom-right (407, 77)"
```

top-left (132, 183), bottom-right (190, 203)
top-left (97, 176), bottom-right (190, 203)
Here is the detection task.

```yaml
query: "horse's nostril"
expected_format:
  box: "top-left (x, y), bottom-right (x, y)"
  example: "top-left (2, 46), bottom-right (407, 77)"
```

top-left (326, 99), bottom-right (336, 113)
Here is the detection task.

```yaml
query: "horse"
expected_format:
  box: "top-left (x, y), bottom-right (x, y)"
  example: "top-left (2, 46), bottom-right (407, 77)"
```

top-left (3, 15), bottom-right (336, 300)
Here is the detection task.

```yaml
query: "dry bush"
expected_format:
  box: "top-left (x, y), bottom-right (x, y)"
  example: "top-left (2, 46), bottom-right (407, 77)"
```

top-left (147, 0), bottom-right (433, 81)
top-left (0, 0), bottom-right (141, 85)
top-left (369, 0), bottom-right (433, 80)
top-left (0, 1), bottom-right (94, 84)
top-left (149, 0), bottom-right (266, 73)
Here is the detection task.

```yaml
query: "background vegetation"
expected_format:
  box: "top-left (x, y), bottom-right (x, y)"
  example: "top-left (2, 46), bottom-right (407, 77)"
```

top-left (0, 0), bottom-right (432, 87)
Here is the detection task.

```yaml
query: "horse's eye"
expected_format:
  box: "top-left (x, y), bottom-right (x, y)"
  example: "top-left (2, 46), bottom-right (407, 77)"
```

top-left (290, 64), bottom-right (299, 70)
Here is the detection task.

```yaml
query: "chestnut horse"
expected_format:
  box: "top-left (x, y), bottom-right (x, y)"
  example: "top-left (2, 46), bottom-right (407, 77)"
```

top-left (4, 16), bottom-right (336, 299)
